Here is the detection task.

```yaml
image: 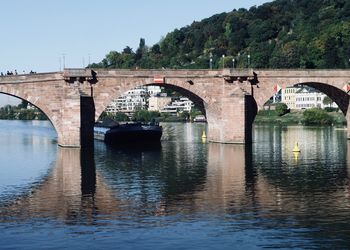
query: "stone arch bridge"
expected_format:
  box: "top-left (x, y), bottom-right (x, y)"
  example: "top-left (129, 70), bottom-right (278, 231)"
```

top-left (0, 69), bottom-right (349, 147)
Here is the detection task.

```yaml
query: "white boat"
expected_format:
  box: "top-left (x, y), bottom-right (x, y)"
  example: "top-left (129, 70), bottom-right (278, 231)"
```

top-left (193, 115), bottom-right (206, 122)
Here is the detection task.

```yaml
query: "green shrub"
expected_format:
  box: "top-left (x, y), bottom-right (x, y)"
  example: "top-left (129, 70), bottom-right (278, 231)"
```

top-left (303, 108), bottom-right (333, 125)
top-left (275, 103), bottom-right (289, 116)
top-left (324, 107), bottom-right (338, 112)
top-left (132, 110), bottom-right (160, 122)
top-left (114, 112), bottom-right (129, 122)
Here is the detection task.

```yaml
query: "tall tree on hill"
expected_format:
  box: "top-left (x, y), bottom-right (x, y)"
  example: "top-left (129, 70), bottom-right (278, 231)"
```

top-left (92, 0), bottom-right (350, 70)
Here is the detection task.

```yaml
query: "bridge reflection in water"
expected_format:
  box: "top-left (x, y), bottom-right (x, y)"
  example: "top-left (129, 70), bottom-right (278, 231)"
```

top-left (1, 139), bottom-right (350, 242)
top-left (0, 144), bottom-right (256, 222)
top-left (0, 148), bottom-right (126, 223)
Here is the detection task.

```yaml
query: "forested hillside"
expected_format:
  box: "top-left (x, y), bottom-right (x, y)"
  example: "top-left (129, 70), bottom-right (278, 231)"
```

top-left (91, 0), bottom-right (350, 69)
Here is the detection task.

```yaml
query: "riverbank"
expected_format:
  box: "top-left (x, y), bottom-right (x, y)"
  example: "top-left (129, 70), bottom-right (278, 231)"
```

top-left (254, 110), bottom-right (346, 126)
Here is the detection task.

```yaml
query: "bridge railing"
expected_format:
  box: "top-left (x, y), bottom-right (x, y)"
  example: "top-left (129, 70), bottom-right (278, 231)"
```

top-left (63, 68), bottom-right (95, 78)
top-left (63, 68), bottom-right (97, 84)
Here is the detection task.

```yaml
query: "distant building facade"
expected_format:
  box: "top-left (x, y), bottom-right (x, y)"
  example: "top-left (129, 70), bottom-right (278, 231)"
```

top-left (106, 86), bottom-right (150, 116)
top-left (160, 97), bottom-right (194, 115)
top-left (105, 86), bottom-right (195, 116)
top-left (148, 94), bottom-right (172, 111)
top-left (147, 86), bottom-right (162, 97)
top-left (281, 87), bottom-right (297, 109)
top-left (281, 86), bottom-right (338, 110)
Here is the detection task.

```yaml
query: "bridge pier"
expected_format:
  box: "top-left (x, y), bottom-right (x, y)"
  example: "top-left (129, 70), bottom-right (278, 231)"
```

top-left (57, 94), bottom-right (81, 148)
top-left (206, 94), bottom-right (257, 144)
top-left (57, 93), bottom-right (95, 148)
top-left (80, 96), bottom-right (95, 148)
top-left (347, 112), bottom-right (350, 140)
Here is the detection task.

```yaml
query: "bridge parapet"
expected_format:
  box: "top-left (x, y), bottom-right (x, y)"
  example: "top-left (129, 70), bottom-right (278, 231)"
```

top-left (223, 68), bottom-right (257, 85)
top-left (255, 69), bottom-right (350, 78)
top-left (63, 68), bottom-right (97, 84)
top-left (0, 72), bottom-right (62, 84)
top-left (91, 69), bottom-right (228, 78)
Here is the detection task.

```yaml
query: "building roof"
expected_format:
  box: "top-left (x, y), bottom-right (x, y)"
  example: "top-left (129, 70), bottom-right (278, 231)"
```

top-left (295, 86), bottom-right (321, 94)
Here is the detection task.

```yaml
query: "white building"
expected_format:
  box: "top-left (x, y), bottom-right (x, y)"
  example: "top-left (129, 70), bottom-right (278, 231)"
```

top-left (106, 86), bottom-right (149, 116)
top-left (160, 97), bottom-right (194, 115)
top-left (147, 86), bottom-right (162, 97)
top-left (281, 87), bottom-right (297, 109)
top-left (105, 85), bottom-right (195, 116)
top-left (281, 86), bottom-right (337, 110)
top-left (148, 95), bottom-right (172, 111)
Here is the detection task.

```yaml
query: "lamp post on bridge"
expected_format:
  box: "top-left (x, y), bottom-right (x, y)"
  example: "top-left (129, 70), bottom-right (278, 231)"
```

top-left (247, 54), bottom-right (251, 68)
top-left (232, 58), bottom-right (235, 69)
top-left (209, 53), bottom-right (213, 70)
top-left (222, 54), bottom-right (225, 69)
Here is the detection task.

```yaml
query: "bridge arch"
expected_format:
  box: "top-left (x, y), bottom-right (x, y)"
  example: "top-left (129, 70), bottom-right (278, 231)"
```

top-left (0, 91), bottom-right (60, 139)
top-left (256, 81), bottom-right (349, 114)
top-left (93, 78), bottom-right (221, 123)
top-left (253, 79), bottom-right (350, 139)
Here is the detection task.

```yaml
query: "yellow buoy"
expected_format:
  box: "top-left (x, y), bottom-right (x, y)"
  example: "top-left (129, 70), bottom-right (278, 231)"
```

top-left (201, 130), bottom-right (207, 139)
top-left (292, 142), bottom-right (301, 153)
top-left (293, 152), bottom-right (300, 162)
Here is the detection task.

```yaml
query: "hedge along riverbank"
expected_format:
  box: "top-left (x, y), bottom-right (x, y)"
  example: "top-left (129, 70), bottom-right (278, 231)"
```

top-left (254, 109), bottom-right (346, 126)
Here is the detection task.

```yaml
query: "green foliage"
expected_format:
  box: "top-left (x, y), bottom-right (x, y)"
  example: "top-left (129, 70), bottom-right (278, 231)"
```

top-left (17, 109), bottom-right (36, 120)
top-left (275, 103), bottom-right (289, 116)
top-left (132, 110), bottom-right (160, 122)
top-left (179, 111), bottom-right (190, 121)
top-left (90, 0), bottom-right (350, 70)
top-left (159, 113), bottom-right (187, 122)
top-left (0, 101), bottom-right (47, 120)
top-left (324, 107), bottom-right (338, 112)
top-left (114, 112), bottom-right (129, 122)
top-left (0, 105), bottom-right (16, 119)
top-left (99, 111), bottom-right (130, 122)
top-left (255, 110), bottom-right (345, 125)
top-left (190, 108), bottom-right (204, 121)
top-left (323, 96), bottom-right (333, 107)
top-left (302, 108), bottom-right (333, 125)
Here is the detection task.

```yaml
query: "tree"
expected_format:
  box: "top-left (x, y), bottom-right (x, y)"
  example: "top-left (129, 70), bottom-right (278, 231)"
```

top-left (322, 96), bottom-right (333, 107)
top-left (90, 0), bottom-right (350, 71)
top-left (132, 110), bottom-right (160, 122)
top-left (303, 108), bottom-right (333, 125)
top-left (123, 46), bottom-right (133, 54)
top-left (275, 103), bottom-right (289, 116)
top-left (18, 100), bottom-right (28, 109)
top-left (114, 112), bottom-right (129, 122)
top-left (135, 38), bottom-right (146, 62)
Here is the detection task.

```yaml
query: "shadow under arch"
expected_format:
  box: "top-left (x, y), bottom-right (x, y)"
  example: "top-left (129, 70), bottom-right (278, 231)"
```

top-left (0, 92), bottom-right (59, 137)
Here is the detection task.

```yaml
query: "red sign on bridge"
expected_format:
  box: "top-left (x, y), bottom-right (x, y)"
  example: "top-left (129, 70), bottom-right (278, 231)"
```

top-left (154, 76), bottom-right (165, 84)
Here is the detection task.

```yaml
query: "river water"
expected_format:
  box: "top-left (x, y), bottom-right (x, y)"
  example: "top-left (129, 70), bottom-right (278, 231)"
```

top-left (0, 120), bottom-right (350, 249)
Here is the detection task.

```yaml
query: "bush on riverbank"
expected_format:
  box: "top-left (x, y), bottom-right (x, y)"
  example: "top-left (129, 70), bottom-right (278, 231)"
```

top-left (254, 109), bottom-right (346, 126)
top-left (275, 103), bottom-right (289, 116)
top-left (302, 108), bottom-right (333, 125)
top-left (0, 103), bottom-right (47, 120)
top-left (255, 110), bottom-right (302, 125)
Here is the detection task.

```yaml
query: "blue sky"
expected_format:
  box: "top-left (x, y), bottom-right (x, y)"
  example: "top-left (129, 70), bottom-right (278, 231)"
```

top-left (0, 0), bottom-right (269, 106)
